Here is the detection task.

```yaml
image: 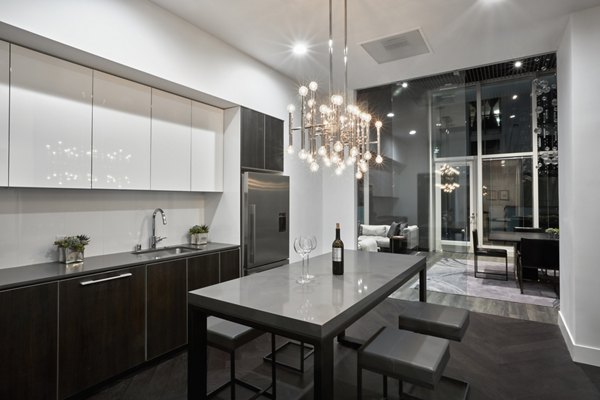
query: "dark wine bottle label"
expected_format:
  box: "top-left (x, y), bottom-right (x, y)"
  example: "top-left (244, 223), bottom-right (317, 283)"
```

top-left (333, 248), bottom-right (342, 262)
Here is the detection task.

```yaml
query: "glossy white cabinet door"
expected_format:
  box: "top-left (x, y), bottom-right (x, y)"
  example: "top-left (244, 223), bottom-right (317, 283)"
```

top-left (92, 71), bottom-right (151, 190)
top-left (0, 41), bottom-right (8, 187)
top-left (151, 89), bottom-right (191, 191)
top-left (191, 101), bottom-right (223, 192)
top-left (10, 45), bottom-right (92, 188)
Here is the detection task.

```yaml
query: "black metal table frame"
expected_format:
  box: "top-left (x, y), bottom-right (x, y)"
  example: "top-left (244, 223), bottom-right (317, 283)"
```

top-left (187, 258), bottom-right (427, 399)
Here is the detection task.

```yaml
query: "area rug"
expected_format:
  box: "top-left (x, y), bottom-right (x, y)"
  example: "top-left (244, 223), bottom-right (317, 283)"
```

top-left (408, 258), bottom-right (558, 307)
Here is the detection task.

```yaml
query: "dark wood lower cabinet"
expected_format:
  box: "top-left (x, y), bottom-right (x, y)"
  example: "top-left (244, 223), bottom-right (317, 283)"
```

top-left (188, 253), bottom-right (220, 290)
top-left (58, 266), bottom-right (145, 399)
top-left (0, 282), bottom-right (58, 400)
top-left (220, 248), bottom-right (241, 282)
top-left (147, 259), bottom-right (187, 359)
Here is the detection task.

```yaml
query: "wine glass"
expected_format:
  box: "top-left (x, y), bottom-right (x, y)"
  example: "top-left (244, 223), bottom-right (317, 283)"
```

top-left (294, 237), bottom-right (310, 284)
top-left (302, 236), bottom-right (318, 280)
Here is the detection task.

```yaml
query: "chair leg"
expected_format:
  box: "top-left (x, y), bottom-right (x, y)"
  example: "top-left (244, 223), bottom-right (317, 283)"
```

top-left (230, 351), bottom-right (236, 400)
top-left (271, 334), bottom-right (276, 398)
top-left (399, 379), bottom-right (403, 399)
top-left (383, 375), bottom-right (388, 397)
top-left (357, 366), bottom-right (362, 400)
top-left (505, 257), bottom-right (508, 281)
top-left (300, 341), bottom-right (304, 373)
top-left (474, 254), bottom-right (478, 277)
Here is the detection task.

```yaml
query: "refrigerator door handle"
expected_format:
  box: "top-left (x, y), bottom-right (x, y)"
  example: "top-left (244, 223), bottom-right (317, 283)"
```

top-left (249, 204), bottom-right (256, 264)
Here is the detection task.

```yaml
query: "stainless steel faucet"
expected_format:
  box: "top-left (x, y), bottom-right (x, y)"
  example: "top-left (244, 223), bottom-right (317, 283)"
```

top-left (151, 208), bottom-right (167, 249)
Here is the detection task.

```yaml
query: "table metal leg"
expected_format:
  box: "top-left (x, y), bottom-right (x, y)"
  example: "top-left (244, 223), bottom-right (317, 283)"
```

top-left (419, 266), bottom-right (427, 302)
top-left (313, 339), bottom-right (334, 399)
top-left (188, 307), bottom-right (207, 399)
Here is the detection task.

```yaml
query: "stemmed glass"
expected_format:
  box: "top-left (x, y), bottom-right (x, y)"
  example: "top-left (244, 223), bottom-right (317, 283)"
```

top-left (294, 237), bottom-right (310, 284)
top-left (302, 236), bottom-right (318, 280)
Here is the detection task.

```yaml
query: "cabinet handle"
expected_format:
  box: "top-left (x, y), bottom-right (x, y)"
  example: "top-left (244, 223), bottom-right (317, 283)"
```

top-left (80, 273), bottom-right (133, 286)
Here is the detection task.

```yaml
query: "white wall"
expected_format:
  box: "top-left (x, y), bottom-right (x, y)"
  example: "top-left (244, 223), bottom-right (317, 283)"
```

top-left (0, 0), bottom-right (325, 269)
top-left (0, 188), bottom-right (204, 268)
top-left (321, 167), bottom-right (358, 253)
top-left (557, 4), bottom-right (600, 367)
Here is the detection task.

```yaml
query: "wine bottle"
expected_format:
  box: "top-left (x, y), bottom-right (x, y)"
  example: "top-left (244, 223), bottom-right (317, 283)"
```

top-left (332, 223), bottom-right (344, 275)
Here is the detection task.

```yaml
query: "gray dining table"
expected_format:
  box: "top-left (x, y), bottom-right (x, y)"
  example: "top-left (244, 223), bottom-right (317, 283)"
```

top-left (187, 249), bottom-right (427, 399)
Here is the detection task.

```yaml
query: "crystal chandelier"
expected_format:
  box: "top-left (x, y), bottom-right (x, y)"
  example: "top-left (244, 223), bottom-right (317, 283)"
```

top-left (438, 164), bottom-right (460, 193)
top-left (286, 0), bottom-right (383, 180)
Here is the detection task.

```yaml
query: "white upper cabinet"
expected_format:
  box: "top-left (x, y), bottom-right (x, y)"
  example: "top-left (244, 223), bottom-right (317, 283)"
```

top-left (0, 41), bottom-right (8, 187)
top-left (92, 71), bottom-right (151, 190)
top-left (9, 45), bottom-right (92, 188)
top-left (151, 89), bottom-right (191, 191)
top-left (191, 101), bottom-right (223, 192)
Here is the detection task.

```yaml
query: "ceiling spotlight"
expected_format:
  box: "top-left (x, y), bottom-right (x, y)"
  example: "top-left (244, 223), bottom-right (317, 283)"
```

top-left (512, 94), bottom-right (518, 100)
top-left (409, 130), bottom-right (417, 135)
top-left (292, 43), bottom-right (308, 55)
top-left (514, 60), bottom-right (523, 68)
top-left (509, 115), bottom-right (516, 119)
top-left (401, 82), bottom-right (408, 88)
top-left (387, 112), bottom-right (395, 118)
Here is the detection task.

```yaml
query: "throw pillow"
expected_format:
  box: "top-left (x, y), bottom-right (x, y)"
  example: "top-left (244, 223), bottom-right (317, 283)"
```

top-left (387, 222), bottom-right (399, 238)
top-left (361, 225), bottom-right (389, 236)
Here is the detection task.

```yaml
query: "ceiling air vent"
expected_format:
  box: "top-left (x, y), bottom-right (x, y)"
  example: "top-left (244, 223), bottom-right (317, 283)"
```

top-left (361, 28), bottom-right (431, 64)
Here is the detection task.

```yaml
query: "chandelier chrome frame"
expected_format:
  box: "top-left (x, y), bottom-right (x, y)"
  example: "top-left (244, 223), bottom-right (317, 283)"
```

top-left (286, 0), bottom-right (383, 179)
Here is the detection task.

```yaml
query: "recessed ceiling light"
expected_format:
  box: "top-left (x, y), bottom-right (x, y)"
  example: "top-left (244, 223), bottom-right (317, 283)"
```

top-left (435, 122), bottom-right (442, 127)
top-left (409, 130), bottom-right (417, 135)
top-left (514, 60), bottom-right (523, 68)
top-left (512, 94), bottom-right (518, 100)
top-left (509, 114), bottom-right (516, 119)
top-left (293, 43), bottom-right (308, 55)
top-left (401, 82), bottom-right (408, 88)
top-left (387, 112), bottom-right (395, 118)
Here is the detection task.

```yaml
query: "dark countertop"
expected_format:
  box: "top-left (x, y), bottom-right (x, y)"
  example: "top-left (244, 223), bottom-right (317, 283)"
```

top-left (0, 242), bottom-right (239, 291)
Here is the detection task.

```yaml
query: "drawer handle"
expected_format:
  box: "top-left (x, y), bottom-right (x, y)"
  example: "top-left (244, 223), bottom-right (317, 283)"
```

top-left (80, 273), bottom-right (133, 286)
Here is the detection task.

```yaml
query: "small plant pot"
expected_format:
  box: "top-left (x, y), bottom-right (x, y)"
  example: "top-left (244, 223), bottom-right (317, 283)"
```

top-left (64, 249), bottom-right (84, 264)
top-left (190, 233), bottom-right (209, 245)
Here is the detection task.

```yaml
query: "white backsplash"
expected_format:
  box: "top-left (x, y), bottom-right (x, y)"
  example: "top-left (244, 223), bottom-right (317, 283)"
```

top-left (0, 188), bottom-right (206, 269)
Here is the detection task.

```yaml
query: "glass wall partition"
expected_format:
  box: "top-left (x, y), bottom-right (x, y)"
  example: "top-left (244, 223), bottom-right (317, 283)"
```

top-left (356, 55), bottom-right (558, 254)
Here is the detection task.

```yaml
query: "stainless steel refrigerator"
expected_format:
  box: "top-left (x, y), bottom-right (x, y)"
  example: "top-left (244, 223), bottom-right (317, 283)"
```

top-left (242, 172), bottom-right (289, 274)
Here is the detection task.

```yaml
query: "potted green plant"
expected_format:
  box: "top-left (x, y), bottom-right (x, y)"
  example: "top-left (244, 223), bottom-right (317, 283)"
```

top-left (54, 234), bottom-right (90, 264)
top-left (189, 224), bottom-right (209, 245)
top-left (545, 228), bottom-right (559, 239)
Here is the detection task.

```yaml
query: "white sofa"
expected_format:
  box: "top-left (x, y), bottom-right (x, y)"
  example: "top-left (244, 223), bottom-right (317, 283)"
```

top-left (357, 224), bottom-right (419, 253)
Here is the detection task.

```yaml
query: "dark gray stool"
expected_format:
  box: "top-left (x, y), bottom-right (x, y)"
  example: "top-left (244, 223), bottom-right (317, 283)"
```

top-left (207, 317), bottom-right (276, 399)
top-left (357, 327), bottom-right (450, 399)
top-left (397, 300), bottom-right (470, 342)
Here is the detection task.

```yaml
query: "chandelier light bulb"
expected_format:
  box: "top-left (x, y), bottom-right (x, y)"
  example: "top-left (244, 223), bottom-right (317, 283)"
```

top-left (299, 86), bottom-right (309, 97)
top-left (333, 141), bottom-right (344, 152)
top-left (331, 94), bottom-right (344, 106)
top-left (323, 157), bottom-right (332, 167)
top-left (309, 81), bottom-right (318, 91)
top-left (331, 153), bottom-right (340, 163)
top-left (307, 98), bottom-right (316, 108)
top-left (287, 145), bottom-right (295, 154)
top-left (319, 104), bottom-right (329, 114)
top-left (360, 162), bottom-right (369, 173)
top-left (298, 149), bottom-right (308, 160)
top-left (375, 120), bottom-right (383, 129)
top-left (318, 146), bottom-right (327, 156)
top-left (346, 156), bottom-right (356, 166)
top-left (287, 104), bottom-right (296, 113)
top-left (335, 166), bottom-right (343, 176)
top-left (355, 170), bottom-right (363, 180)
top-left (375, 154), bottom-right (383, 164)
top-left (305, 112), bottom-right (312, 121)
top-left (307, 153), bottom-right (314, 163)
top-left (364, 151), bottom-right (372, 161)
top-left (310, 161), bottom-right (320, 172)
top-left (350, 146), bottom-right (358, 157)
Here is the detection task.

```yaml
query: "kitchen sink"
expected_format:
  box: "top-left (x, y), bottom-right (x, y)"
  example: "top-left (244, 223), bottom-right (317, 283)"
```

top-left (133, 246), bottom-right (198, 258)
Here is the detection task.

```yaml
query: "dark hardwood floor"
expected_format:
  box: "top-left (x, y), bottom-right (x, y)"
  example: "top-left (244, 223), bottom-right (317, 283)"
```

top-left (87, 297), bottom-right (600, 400)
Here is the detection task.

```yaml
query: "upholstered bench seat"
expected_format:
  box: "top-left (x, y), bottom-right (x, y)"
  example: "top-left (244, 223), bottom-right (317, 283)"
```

top-left (397, 300), bottom-right (470, 342)
top-left (207, 317), bottom-right (264, 351)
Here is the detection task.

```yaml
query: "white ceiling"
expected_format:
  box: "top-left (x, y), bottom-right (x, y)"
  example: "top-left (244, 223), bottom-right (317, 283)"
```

top-left (150, 0), bottom-right (600, 90)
